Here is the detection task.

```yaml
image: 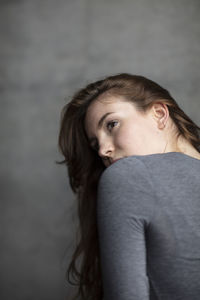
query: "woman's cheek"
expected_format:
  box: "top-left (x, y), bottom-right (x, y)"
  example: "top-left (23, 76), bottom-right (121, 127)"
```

top-left (117, 128), bottom-right (135, 147)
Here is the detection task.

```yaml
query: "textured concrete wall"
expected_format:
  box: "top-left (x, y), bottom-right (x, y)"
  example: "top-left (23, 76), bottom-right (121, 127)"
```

top-left (0, 0), bottom-right (199, 299)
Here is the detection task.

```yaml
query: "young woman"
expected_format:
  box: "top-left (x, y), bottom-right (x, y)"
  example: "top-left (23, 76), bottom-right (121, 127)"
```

top-left (57, 73), bottom-right (200, 300)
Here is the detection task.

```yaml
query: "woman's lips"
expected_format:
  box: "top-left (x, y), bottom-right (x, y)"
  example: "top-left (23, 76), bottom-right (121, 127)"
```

top-left (112, 158), bottom-right (121, 164)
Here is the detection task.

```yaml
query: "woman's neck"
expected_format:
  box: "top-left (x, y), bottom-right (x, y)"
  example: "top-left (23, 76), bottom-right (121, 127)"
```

top-left (172, 135), bottom-right (200, 160)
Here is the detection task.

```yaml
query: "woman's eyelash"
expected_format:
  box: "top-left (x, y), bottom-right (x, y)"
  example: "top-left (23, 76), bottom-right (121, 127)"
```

top-left (106, 120), bottom-right (118, 131)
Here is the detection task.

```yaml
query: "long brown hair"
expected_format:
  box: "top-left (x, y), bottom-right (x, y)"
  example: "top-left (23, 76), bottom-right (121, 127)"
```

top-left (56, 73), bottom-right (200, 300)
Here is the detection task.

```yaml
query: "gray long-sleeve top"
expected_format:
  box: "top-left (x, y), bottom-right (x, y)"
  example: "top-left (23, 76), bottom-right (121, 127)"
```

top-left (97, 152), bottom-right (200, 300)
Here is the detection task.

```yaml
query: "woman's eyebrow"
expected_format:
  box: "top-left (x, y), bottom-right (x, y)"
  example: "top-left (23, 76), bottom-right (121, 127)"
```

top-left (97, 112), bottom-right (115, 129)
top-left (88, 111), bottom-right (115, 144)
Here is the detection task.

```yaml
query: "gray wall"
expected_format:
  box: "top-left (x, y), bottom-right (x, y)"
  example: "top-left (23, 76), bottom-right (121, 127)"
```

top-left (1, 0), bottom-right (200, 299)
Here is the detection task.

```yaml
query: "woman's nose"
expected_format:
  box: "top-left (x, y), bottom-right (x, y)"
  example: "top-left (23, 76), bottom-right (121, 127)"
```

top-left (98, 140), bottom-right (114, 159)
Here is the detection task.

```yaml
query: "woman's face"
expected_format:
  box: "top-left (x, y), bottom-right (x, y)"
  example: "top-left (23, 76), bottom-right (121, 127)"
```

top-left (84, 94), bottom-right (168, 167)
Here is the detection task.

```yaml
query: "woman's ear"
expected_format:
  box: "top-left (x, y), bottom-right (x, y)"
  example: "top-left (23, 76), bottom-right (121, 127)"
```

top-left (152, 102), bottom-right (169, 129)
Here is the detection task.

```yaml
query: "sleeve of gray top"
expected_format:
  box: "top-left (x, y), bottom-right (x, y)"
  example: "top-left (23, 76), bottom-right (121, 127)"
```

top-left (97, 158), bottom-right (156, 300)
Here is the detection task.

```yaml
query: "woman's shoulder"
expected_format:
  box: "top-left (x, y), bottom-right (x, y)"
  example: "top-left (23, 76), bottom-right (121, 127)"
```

top-left (99, 152), bottom-right (200, 184)
top-left (97, 156), bottom-right (156, 224)
top-left (99, 155), bottom-right (150, 188)
top-left (98, 156), bottom-right (155, 201)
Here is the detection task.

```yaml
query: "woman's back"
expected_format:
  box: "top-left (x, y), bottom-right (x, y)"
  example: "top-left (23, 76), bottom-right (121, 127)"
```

top-left (97, 152), bottom-right (200, 300)
top-left (59, 73), bottom-right (200, 300)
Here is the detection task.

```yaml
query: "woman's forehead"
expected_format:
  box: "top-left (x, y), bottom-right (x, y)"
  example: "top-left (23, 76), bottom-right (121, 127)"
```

top-left (85, 97), bottom-right (133, 122)
top-left (87, 95), bottom-right (132, 114)
top-left (84, 97), bottom-right (137, 136)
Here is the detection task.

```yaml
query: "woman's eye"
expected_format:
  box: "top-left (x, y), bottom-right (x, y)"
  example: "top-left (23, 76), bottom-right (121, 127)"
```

top-left (90, 120), bottom-right (118, 152)
top-left (106, 120), bottom-right (118, 131)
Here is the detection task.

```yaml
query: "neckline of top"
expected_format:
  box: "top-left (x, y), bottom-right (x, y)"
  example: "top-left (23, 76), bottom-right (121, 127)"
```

top-left (125, 151), bottom-right (200, 162)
